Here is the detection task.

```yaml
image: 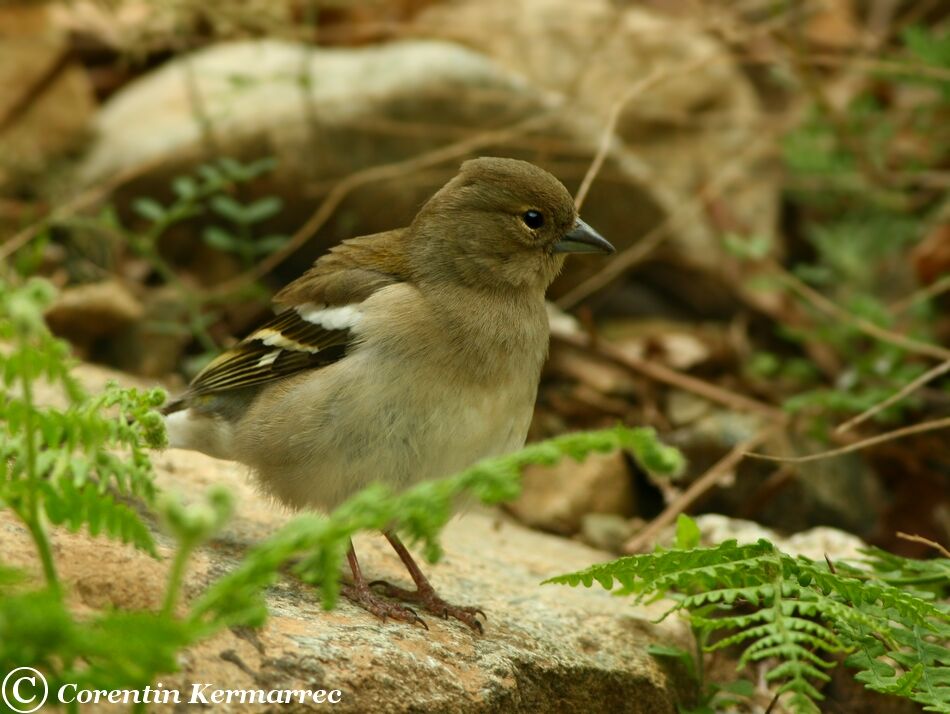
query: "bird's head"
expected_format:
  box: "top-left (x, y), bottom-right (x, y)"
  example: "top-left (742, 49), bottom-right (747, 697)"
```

top-left (408, 157), bottom-right (614, 293)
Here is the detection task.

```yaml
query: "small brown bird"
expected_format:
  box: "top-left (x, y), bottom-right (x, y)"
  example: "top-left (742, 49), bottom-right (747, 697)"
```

top-left (164, 157), bottom-right (613, 630)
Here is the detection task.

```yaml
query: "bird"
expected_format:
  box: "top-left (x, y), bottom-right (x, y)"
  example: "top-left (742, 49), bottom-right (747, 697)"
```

top-left (163, 157), bottom-right (614, 631)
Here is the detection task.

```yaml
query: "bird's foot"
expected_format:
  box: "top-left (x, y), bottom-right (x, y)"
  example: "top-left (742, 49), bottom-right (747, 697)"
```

top-left (341, 581), bottom-right (428, 629)
top-left (370, 579), bottom-right (485, 633)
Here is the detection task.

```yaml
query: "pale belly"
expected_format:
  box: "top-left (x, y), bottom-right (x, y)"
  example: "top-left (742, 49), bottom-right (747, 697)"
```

top-left (237, 351), bottom-right (539, 511)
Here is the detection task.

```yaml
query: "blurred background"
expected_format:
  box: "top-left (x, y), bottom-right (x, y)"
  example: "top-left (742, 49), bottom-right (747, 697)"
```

top-left (1, 0), bottom-right (947, 559)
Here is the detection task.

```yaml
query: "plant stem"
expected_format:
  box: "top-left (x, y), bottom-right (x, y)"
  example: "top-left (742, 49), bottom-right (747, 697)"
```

top-left (20, 360), bottom-right (61, 595)
top-left (26, 514), bottom-right (59, 594)
top-left (136, 231), bottom-right (219, 354)
top-left (162, 544), bottom-right (193, 617)
top-left (693, 625), bottom-right (706, 695)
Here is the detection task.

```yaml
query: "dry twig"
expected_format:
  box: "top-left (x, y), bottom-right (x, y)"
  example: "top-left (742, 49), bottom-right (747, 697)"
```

top-left (774, 264), bottom-right (950, 362)
top-left (0, 156), bottom-right (172, 262)
top-left (890, 275), bottom-right (950, 315)
top-left (835, 359), bottom-right (950, 434)
top-left (746, 416), bottom-right (950, 464)
top-left (207, 110), bottom-right (562, 298)
top-left (552, 329), bottom-right (785, 420)
top-left (895, 532), bottom-right (950, 559)
top-left (623, 426), bottom-right (778, 553)
top-left (558, 128), bottom-right (779, 309)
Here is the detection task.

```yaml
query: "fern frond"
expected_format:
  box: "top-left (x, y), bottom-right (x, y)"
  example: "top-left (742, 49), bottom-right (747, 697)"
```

top-left (551, 532), bottom-right (950, 714)
top-left (545, 539), bottom-right (776, 595)
top-left (41, 480), bottom-right (156, 555)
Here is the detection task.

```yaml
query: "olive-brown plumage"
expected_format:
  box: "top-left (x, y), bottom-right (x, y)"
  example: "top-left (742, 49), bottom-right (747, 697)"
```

top-left (164, 157), bottom-right (613, 630)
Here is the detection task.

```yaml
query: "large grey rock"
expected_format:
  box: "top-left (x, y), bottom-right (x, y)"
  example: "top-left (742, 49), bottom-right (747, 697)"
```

top-left (75, 20), bottom-right (775, 315)
top-left (656, 514), bottom-right (869, 562)
top-left (3, 361), bottom-right (695, 713)
top-left (76, 39), bottom-right (667, 296)
top-left (411, 0), bottom-right (779, 275)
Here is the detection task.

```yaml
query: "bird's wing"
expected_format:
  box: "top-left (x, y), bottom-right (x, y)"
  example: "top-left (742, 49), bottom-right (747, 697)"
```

top-left (187, 304), bottom-right (355, 396)
top-left (185, 229), bottom-right (411, 398)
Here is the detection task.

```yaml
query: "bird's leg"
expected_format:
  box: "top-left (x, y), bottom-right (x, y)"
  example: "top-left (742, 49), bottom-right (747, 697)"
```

top-left (370, 531), bottom-right (486, 633)
top-left (340, 540), bottom-right (428, 629)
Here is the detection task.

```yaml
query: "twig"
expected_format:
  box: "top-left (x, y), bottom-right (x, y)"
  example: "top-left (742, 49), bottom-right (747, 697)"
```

top-left (895, 532), bottom-right (950, 559)
top-left (774, 264), bottom-right (950, 362)
top-left (746, 416), bottom-right (950, 464)
top-left (623, 426), bottom-right (777, 553)
top-left (573, 60), bottom-right (707, 210)
top-left (0, 156), bottom-right (171, 262)
top-left (552, 329), bottom-right (785, 420)
top-left (558, 127), bottom-right (779, 310)
top-left (207, 110), bottom-right (561, 298)
top-left (801, 53), bottom-right (950, 82)
top-left (835, 359), bottom-right (950, 434)
top-left (889, 275), bottom-right (950, 315)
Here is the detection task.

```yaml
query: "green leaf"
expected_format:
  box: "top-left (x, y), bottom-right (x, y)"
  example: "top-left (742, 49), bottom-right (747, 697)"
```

top-left (172, 176), bottom-right (198, 199)
top-left (723, 232), bottom-right (772, 261)
top-left (209, 195), bottom-right (246, 224)
top-left (203, 226), bottom-right (239, 251)
top-left (132, 198), bottom-right (166, 223)
top-left (242, 196), bottom-right (282, 224)
top-left (255, 234), bottom-right (289, 255)
top-left (647, 643), bottom-right (697, 681)
top-left (675, 514), bottom-right (701, 550)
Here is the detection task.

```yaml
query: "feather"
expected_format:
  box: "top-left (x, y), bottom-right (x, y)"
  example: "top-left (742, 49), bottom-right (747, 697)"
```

top-left (178, 232), bottom-right (409, 404)
top-left (186, 308), bottom-right (353, 396)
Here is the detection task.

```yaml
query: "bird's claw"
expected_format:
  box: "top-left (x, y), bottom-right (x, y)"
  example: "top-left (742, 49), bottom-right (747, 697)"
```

top-left (341, 582), bottom-right (429, 629)
top-left (369, 579), bottom-right (486, 633)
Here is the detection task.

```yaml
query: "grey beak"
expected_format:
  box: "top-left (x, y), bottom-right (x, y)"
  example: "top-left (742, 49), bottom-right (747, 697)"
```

top-left (553, 218), bottom-right (615, 254)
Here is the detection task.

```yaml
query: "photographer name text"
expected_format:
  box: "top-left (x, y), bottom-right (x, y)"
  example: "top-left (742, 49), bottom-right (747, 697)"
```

top-left (2, 668), bottom-right (342, 712)
top-left (60, 683), bottom-right (343, 706)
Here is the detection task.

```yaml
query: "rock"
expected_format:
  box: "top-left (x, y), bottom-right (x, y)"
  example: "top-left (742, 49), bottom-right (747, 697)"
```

top-left (74, 38), bottom-right (668, 295)
top-left (3, 360), bottom-right (695, 713)
top-left (0, 3), bottom-right (95, 192)
top-left (411, 0), bottom-right (778, 277)
top-left (775, 447), bottom-right (885, 538)
top-left (44, 279), bottom-right (144, 343)
top-left (107, 285), bottom-right (197, 378)
top-left (506, 451), bottom-right (635, 535)
top-left (665, 407), bottom-right (885, 538)
top-left (74, 21), bottom-right (775, 315)
top-left (600, 320), bottom-right (725, 372)
top-left (655, 514), bottom-right (868, 562)
top-left (579, 513), bottom-right (636, 553)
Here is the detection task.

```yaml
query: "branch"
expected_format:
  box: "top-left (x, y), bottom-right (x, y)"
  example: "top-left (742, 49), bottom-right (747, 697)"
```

top-left (746, 416), bottom-right (950, 464)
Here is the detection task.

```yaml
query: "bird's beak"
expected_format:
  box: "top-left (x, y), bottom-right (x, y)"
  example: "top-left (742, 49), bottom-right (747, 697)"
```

top-left (553, 218), bottom-right (615, 254)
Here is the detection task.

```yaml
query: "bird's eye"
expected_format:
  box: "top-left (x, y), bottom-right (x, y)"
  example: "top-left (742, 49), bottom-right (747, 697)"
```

top-left (522, 210), bottom-right (544, 230)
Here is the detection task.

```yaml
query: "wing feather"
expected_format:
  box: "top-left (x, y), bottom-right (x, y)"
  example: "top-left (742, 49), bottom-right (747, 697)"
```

top-left (178, 229), bottom-right (408, 403)
top-left (187, 306), bottom-right (355, 396)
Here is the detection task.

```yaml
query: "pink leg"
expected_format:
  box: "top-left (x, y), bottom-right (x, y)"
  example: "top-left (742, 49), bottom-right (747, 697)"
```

top-left (340, 540), bottom-right (428, 629)
top-left (370, 532), bottom-right (486, 633)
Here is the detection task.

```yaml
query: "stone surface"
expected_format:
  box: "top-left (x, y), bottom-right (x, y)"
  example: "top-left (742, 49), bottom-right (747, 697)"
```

top-left (74, 38), bottom-right (667, 296)
top-left (506, 451), bottom-right (636, 535)
top-left (411, 0), bottom-right (779, 274)
top-left (655, 514), bottom-right (869, 562)
top-left (73, 14), bottom-right (776, 314)
top-left (3, 361), bottom-right (694, 713)
top-left (44, 279), bottom-right (144, 342)
top-left (0, 3), bottom-right (95, 191)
